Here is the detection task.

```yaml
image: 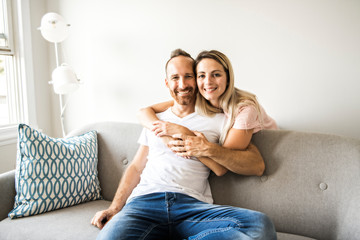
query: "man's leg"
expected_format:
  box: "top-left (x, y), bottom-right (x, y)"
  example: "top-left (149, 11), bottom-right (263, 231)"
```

top-left (172, 193), bottom-right (277, 240)
top-left (96, 193), bottom-right (169, 240)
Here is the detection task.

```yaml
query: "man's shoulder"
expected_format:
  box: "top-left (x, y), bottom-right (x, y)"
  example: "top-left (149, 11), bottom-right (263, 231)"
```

top-left (155, 108), bottom-right (172, 118)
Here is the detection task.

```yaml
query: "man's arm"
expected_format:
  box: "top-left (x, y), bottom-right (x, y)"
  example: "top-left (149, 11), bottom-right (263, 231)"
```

top-left (170, 132), bottom-right (265, 176)
top-left (205, 142), bottom-right (264, 176)
top-left (91, 145), bottom-right (149, 229)
top-left (217, 128), bottom-right (265, 176)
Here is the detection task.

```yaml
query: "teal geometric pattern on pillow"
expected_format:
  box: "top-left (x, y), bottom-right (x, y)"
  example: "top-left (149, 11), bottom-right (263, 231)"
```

top-left (9, 124), bottom-right (102, 219)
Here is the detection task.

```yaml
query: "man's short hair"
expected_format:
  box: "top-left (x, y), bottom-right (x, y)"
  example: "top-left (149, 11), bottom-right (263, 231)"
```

top-left (165, 49), bottom-right (194, 74)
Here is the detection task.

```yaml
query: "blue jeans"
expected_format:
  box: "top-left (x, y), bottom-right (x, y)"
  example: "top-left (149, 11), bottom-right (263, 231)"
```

top-left (97, 192), bottom-right (277, 240)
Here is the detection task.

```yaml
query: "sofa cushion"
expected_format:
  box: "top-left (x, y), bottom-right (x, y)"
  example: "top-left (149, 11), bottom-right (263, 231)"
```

top-left (277, 232), bottom-right (316, 240)
top-left (0, 200), bottom-right (109, 240)
top-left (8, 124), bottom-right (102, 219)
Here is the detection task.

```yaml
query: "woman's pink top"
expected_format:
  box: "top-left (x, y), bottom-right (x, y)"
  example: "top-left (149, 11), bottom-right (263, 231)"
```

top-left (227, 105), bottom-right (278, 133)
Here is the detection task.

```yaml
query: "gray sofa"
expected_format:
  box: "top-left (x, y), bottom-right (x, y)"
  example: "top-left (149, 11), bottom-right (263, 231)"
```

top-left (1, 122), bottom-right (360, 240)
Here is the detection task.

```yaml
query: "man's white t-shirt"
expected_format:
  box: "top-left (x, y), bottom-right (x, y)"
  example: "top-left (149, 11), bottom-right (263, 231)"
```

top-left (127, 108), bottom-right (225, 204)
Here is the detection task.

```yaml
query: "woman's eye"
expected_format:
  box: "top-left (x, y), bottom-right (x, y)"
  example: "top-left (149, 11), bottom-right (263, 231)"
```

top-left (197, 74), bottom-right (205, 79)
top-left (214, 73), bottom-right (221, 77)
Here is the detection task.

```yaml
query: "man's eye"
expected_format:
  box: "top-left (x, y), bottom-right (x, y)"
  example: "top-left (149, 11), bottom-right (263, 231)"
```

top-left (186, 75), bottom-right (194, 79)
top-left (172, 77), bottom-right (179, 80)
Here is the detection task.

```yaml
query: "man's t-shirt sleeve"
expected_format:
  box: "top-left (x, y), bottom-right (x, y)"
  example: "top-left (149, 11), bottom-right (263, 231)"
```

top-left (137, 128), bottom-right (149, 146)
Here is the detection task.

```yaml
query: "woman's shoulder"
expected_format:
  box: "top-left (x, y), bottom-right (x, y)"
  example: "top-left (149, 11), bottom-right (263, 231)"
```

top-left (231, 104), bottom-right (259, 129)
top-left (235, 104), bottom-right (258, 119)
top-left (233, 104), bottom-right (278, 131)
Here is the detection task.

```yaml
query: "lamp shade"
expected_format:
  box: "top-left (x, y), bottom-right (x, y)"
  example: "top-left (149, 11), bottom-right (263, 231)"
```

top-left (50, 64), bottom-right (79, 94)
top-left (39, 13), bottom-right (70, 43)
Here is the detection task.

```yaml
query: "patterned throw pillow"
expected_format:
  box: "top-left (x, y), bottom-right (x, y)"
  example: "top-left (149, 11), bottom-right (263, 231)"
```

top-left (9, 124), bottom-right (102, 219)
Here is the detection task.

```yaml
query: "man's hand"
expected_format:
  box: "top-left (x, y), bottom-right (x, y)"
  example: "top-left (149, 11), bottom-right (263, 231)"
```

top-left (91, 208), bottom-right (118, 229)
top-left (169, 132), bottom-right (228, 176)
top-left (169, 131), bottom-right (212, 158)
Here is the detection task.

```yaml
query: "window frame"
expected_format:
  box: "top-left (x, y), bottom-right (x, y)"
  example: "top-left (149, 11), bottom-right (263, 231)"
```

top-left (0, 0), bottom-right (37, 146)
top-left (0, 1), bottom-right (12, 55)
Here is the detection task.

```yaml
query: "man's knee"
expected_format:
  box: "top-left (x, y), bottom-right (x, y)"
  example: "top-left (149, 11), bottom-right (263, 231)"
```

top-left (253, 212), bottom-right (277, 240)
top-left (95, 212), bottom-right (126, 240)
top-left (96, 227), bottom-right (117, 240)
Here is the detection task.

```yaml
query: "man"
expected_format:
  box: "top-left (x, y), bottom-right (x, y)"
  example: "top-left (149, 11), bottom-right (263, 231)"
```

top-left (91, 49), bottom-right (276, 240)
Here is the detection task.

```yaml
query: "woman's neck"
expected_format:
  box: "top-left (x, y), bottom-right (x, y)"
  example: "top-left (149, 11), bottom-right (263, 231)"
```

top-left (210, 99), bottom-right (220, 109)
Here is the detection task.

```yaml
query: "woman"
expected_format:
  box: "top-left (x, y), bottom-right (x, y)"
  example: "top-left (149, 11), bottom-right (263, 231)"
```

top-left (138, 50), bottom-right (278, 175)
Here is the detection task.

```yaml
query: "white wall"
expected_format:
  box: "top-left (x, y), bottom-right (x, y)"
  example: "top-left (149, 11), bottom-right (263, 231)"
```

top-left (43, 0), bottom-right (360, 139)
top-left (1, 0), bottom-right (359, 174)
top-left (29, 0), bottom-right (54, 135)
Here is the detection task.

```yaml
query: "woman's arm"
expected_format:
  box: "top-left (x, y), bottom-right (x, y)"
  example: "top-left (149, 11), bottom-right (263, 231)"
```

top-left (222, 128), bottom-right (253, 150)
top-left (137, 100), bottom-right (174, 130)
top-left (137, 100), bottom-right (194, 137)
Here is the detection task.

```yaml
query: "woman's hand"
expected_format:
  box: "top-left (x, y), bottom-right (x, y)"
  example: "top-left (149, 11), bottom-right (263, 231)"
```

top-left (152, 121), bottom-right (193, 137)
top-left (168, 131), bottom-right (212, 158)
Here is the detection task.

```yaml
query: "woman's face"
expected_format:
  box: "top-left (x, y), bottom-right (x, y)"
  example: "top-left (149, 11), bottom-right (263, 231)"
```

top-left (196, 58), bottom-right (227, 108)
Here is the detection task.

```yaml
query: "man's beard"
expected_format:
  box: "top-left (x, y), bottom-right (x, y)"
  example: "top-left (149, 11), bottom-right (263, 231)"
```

top-left (170, 87), bottom-right (196, 105)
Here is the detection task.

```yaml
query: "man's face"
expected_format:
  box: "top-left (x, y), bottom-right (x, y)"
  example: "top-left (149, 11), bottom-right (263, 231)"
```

top-left (165, 56), bottom-right (197, 105)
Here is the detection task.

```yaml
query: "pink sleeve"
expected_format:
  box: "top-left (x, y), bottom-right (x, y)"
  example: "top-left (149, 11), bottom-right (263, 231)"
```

top-left (232, 105), bottom-right (260, 130)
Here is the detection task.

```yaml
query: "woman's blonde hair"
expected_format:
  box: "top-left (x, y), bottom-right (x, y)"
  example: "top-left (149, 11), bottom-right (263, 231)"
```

top-left (194, 50), bottom-right (262, 144)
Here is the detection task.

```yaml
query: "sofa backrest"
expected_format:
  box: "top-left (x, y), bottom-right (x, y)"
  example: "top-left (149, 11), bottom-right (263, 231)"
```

top-left (68, 122), bottom-right (143, 201)
top-left (209, 130), bottom-right (360, 240)
top-left (69, 122), bottom-right (360, 240)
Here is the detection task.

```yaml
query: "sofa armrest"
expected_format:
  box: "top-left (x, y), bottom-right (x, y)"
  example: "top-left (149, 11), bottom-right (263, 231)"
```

top-left (0, 170), bottom-right (15, 221)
